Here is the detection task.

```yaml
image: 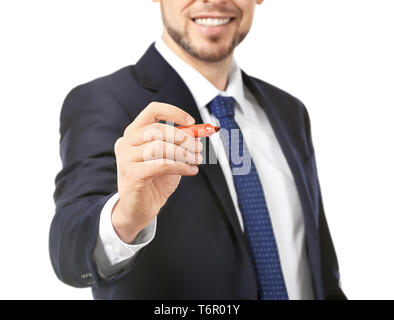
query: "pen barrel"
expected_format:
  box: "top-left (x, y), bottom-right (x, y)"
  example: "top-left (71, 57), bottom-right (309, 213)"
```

top-left (176, 124), bottom-right (220, 138)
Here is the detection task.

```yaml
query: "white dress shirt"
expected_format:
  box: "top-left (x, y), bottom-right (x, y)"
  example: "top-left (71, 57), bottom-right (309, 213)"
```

top-left (92, 36), bottom-right (315, 300)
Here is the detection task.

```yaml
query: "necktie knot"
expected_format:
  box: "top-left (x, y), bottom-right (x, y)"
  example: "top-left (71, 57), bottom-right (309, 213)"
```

top-left (209, 95), bottom-right (236, 119)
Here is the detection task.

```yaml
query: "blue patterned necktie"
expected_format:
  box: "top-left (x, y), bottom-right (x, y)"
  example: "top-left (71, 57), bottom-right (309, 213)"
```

top-left (209, 95), bottom-right (289, 300)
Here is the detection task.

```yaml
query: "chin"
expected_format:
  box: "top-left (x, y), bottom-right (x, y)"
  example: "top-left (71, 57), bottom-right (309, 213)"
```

top-left (192, 52), bottom-right (231, 63)
top-left (192, 42), bottom-right (232, 61)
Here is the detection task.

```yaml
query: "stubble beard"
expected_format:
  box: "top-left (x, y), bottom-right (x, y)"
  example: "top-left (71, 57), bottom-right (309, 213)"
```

top-left (163, 14), bottom-right (247, 63)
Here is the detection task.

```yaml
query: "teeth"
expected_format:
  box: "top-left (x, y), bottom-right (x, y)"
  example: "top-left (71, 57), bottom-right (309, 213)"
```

top-left (194, 18), bottom-right (231, 27)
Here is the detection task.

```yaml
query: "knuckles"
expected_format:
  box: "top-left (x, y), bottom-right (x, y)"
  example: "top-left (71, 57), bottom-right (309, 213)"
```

top-left (114, 137), bottom-right (124, 154)
top-left (146, 101), bottom-right (159, 114)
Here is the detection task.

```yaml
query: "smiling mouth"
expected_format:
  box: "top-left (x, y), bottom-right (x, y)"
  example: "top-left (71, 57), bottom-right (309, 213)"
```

top-left (192, 17), bottom-right (235, 27)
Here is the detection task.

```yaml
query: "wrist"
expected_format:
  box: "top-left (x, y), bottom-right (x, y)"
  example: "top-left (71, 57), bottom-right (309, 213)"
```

top-left (111, 200), bottom-right (144, 244)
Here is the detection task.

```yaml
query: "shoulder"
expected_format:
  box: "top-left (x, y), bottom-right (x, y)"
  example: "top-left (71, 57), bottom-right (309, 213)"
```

top-left (246, 74), bottom-right (311, 131)
top-left (63, 65), bottom-right (138, 107)
top-left (247, 75), bottom-right (308, 115)
top-left (57, 66), bottom-right (141, 141)
top-left (246, 74), bottom-right (314, 155)
top-left (59, 65), bottom-right (147, 123)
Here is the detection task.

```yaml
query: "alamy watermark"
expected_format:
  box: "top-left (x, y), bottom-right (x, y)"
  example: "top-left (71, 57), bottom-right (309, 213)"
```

top-left (141, 122), bottom-right (253, 176)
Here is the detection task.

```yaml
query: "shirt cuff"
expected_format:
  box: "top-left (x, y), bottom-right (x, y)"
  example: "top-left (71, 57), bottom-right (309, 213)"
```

top-left (93, 193), bottom-right (157, 278)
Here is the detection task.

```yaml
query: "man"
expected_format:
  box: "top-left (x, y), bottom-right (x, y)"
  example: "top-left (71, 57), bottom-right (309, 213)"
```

top-left (50, 0), bottom-right (346, 300)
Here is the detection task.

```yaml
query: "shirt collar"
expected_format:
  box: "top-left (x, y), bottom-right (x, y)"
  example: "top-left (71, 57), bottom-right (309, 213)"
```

top-left (154, 36), bottom-right (246, 113)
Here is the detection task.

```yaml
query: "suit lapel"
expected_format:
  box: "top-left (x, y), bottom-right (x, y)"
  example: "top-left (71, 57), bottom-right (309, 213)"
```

top-left (241, 71), bottom-right (319, 229)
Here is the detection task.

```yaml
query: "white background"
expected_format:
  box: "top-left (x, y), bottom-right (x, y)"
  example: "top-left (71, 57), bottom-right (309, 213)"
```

top-left (0, 0), bottom-right (393, 299)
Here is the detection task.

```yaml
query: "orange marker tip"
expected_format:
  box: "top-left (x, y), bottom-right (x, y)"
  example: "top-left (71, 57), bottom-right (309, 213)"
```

top-left (214, 126), bottom-right (220, 132)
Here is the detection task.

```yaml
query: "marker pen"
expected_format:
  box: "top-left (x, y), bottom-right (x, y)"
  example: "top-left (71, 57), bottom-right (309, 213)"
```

top-left (176, 124), bottom-right (220, 138)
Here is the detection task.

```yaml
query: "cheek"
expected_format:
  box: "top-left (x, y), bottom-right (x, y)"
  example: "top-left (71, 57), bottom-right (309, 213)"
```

top-left (163, 1), bottom-right (183, 23)
top-left (240, 2), bottom-right (256, 25)
top-left (240, 11), bottom-right (255, 31)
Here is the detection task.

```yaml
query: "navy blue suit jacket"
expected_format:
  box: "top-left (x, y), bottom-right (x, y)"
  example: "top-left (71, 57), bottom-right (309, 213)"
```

top-left (50, 43), bottom-right (346, 300)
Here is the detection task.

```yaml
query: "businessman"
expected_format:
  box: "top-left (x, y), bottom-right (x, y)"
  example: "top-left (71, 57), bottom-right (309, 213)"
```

top-left (50, 0), bottom-right (346, 300)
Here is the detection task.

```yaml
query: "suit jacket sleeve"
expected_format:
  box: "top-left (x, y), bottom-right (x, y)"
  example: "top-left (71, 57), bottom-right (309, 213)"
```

top-left (49, 82), bottom-right (133, 288)
top-left (301, 102), bottom-right (347, 300)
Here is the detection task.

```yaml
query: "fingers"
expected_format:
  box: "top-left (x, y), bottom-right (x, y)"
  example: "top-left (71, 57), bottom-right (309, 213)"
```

top-left (135, 159), bottom-right (199, 178)
top-left (125, 122), bottom-right (203, 153)
top-left (125, 102), bottom-right (195, 134)
top-left (129, 140), bottom-right (203, 164)
top-left (115, 137), bottom-right (202, 177)
top-left (115, 102), bottom-right (201, 180)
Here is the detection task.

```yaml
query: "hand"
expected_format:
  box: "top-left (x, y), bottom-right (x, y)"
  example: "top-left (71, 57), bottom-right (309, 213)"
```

top-left (112, 102), bottom-right (203, 243)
